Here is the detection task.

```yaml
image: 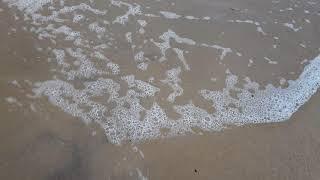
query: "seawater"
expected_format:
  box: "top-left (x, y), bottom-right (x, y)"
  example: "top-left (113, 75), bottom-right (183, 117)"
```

top-left (3, 0), bottom-right (320, 144)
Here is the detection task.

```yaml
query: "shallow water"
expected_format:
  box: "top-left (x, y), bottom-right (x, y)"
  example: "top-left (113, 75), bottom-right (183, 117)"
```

top-left (1, 0), bottom-right (320, 179)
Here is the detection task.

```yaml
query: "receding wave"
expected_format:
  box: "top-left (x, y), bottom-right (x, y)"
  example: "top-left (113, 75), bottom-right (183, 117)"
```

top-left (3, 0), bottom-right (320, 143)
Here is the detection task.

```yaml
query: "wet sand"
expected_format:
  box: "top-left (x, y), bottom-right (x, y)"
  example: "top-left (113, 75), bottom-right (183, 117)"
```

top-left (139, 94), bottom-right (320, 180)
top-left (1, 58), bottom-right (320, 180)
top-left (1, 0), bottom-right (320, 179)
top-left (1, 24), bottom-right (320, 180)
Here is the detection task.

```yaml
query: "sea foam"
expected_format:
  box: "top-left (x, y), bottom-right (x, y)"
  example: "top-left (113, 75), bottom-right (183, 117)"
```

top-left (4, 0), bottom-right (320, 144)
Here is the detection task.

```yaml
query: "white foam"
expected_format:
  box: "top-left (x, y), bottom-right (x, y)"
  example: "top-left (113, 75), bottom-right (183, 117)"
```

top-left (159, 11), bottom-right (181, 19)
top-left (73, 14), bottom-right (84, 23)
top-left (228, 19), bottom-right (267, 36)
top-left (283, 23), bottom-right (302, 32)
top-left (89, 22), bottom-right (106, 34)
top-left (301, 59), bottom-right (308, 64)
top-left (125, 32), bottom-right (132, 43)
top-left (136, 168), bottom-right (148, 180)
top-left (137, 19), bottom-right (147, 27)
top-left (5, 0), bottom-right (320, 145)
top-left (185, 16), bottom-right (199, 20)
top-left (151, 29), bottom-right (196, 61)
top-left (161, 67), bottom-right (184, 103)
top-left (112, 0), bottom-right (142, 25)
top-left (3, 0), bottom-right (52, 14)
top-left (236, 52), bottom-right (243, 57)
top-left (139, 28), bottom-right (145, 34)
top-left (107, 62), bottom-right (120, 74)
top-left (137, 62), bottom-right (148, 71)
top-left (29, 103), bottom-right (37, 112)
top-left (152, 29), bottom-right (231, 62)
top-left (201, 54), bottom-right (320, 125)
top-left (299, 43), bottom-right (306, 48)
top-left (264, 57), bottom-right (278, 64)
top-left (201, 43), bottom-right (232, 60)
top-left (29, 20), bottom-right (320, 144)
top-left (279, 77), bottom-right (286, 85)
top-left (10, 80), bottom-right (22, 88)
top-left (5, 96), bottom-right (22, 106)
top-left (248, 58), bottom-right (254, 67)
top-left (134, 51), bottom-right (144, 63)
top-left (256, 27), bottom-right (267, 35)
top-left (173, 48), bottom-right (190, 70)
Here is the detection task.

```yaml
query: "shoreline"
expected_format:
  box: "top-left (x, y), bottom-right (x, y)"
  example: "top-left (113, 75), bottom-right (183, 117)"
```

top-left (1, 0), bottom-right (320, 179)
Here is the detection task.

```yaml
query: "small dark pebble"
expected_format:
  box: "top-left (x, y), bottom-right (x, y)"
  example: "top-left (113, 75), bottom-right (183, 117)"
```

top-left (194, 169), bottom-right (198, 173)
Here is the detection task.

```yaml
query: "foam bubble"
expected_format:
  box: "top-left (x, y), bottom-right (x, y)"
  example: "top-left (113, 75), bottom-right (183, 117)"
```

top-left (3, 0), bottom-right (52, 13)
top-left (137, 19), bottom-right (147, 27)
top-left (73, 14), bottom-right (84, 23)
top-left (89, 22), bottom-right (106, 34)
top-left (33, 50), bottom-right (320, 144)
top-left (161, 67), bottom-right (184, 103)
top-left (201, 54), bottom-right (320, 125)
top-left (125, 32), bottom-right (132, 43)
top-left (112, 0), bottom-right (142, 25)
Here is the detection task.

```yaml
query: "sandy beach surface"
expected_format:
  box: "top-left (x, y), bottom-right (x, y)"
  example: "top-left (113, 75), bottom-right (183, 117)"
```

top-left (1, 0), bottom-right (320, 179)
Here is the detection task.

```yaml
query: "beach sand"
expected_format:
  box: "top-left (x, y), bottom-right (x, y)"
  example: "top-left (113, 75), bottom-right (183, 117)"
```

top-left (1, 0), bottom-right (320, 179)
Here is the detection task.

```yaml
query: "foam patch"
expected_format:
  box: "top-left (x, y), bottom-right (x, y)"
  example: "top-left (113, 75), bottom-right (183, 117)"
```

top-left (3, 0), bottom-right (320, 144)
